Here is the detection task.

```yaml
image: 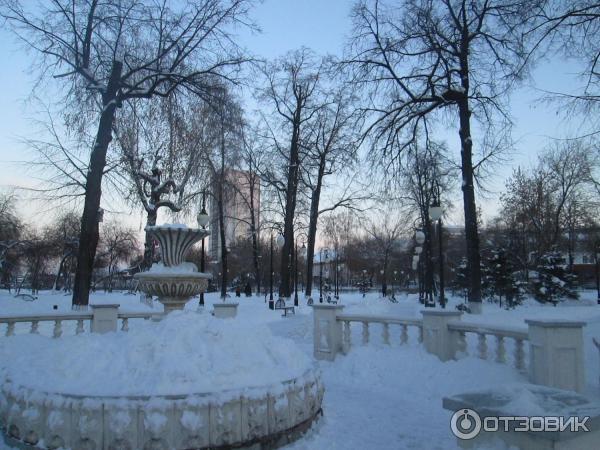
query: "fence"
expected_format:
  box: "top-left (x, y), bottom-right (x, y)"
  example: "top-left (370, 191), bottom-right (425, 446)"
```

top-left (313, 305), bottom-right (586, 393)
top-left (0, 304), bottom-right (162, 337)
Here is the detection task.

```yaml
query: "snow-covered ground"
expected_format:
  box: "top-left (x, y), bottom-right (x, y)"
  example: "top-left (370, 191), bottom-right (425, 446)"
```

top-left (1, 289), bottom-right (600, 449)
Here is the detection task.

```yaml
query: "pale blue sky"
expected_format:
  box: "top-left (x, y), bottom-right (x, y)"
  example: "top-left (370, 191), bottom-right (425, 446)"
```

top-left (0, 0), bottom-right (587, 226)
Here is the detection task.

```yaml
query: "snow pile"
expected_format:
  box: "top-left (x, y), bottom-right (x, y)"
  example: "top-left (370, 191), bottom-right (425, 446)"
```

top-left (0, 311), bottom-right (312, 397)
top-left (157, 223), bottom-right (188, 229)
top-left (148, 262), bottom-right (198, 274)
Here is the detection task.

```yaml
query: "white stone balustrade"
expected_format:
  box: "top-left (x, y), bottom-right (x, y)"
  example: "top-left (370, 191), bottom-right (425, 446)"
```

top-left (446, 322), bottom-right (529, 372)
top-left (335, 314), bottom-right (423, 354)
top-left (313, 307), bottom-right (588, 394)
top-left (1, 309), bottom-right (162, 337)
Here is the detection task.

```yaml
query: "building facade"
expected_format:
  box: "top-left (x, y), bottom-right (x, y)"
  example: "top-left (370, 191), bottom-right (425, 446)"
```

top-left (209, 169), bottom-right (260, 260)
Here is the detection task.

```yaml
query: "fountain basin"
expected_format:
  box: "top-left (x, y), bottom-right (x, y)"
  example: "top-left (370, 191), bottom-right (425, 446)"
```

top-left (135, 271), bottom-right (210, 313)
top-left (1, 370), bottom-right (323, 450)
top-left (0, 312), bottom-right (323, 449)
top-left (136, 224), bottom-right (211, 313)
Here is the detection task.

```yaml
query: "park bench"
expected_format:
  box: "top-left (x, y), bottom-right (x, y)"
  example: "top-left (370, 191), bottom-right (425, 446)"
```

top-left (274, 298), bottom-right (295, 317)
top-left (14, 293), bottom-right (37, 302)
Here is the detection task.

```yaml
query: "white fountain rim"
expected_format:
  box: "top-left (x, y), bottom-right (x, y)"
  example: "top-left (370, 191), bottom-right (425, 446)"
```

top-left (1, 366), bottom-right (320, 401)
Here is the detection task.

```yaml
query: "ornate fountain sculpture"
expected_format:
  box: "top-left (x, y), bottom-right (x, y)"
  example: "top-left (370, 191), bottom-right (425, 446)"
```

top-left (135, 225), bottom-right (210, 313)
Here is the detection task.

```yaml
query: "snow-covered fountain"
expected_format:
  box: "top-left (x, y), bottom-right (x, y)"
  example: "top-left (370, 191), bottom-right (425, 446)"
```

top-left (134, 224), bottom-right (211, 313)
top-left (0, 225), bottom-right (323, 449)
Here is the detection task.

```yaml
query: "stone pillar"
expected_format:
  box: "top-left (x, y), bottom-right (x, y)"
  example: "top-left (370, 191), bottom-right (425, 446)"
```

top-left (421, 310), bottom-right (462, 361)
top-left (313, 304), bottom-right (344, 361)
top-left (91, 304), bottom-right (120, 333)
top-left (525, 319), bottom-right (586, 393)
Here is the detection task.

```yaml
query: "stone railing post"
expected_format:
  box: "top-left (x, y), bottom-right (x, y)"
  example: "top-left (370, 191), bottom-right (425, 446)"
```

top-left (525, 319), bottom-right (586, 393)
top-left (91, 304), bottom-right (120, 334)
top-left (312, 304), bottom-right (344, 361)
top-left (421, 310), bottom-right (462, 361)
top-left (212, 302), bottom-right (239, 318)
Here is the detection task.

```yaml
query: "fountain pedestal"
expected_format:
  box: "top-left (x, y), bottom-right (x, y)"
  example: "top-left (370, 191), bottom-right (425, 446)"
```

top-left (134, 225), bottom-right (211, 313)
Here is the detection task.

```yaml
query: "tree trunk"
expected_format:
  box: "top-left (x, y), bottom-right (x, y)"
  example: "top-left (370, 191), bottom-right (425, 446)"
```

top-left (305, 160), bottom-right (325, 298)
top-left (458, 97), bottom-right (482, 312)
top-left (423, 215), bottom-right (434, 303)
top-left (248, 178), bottom-right (260, 295)
top-left (143, 208), bottom-right (157, 269)
top-left (217, 176), bottom-right (228, 299)
top-left (72, 60), bottom-right (122, 309)
top-left (53, 253), bottom-right (70, 291)
top-left (280, 117), bottom-right (301, 299)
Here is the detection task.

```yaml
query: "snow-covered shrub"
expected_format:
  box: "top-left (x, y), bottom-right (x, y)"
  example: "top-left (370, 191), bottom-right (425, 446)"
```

top-left (483, 248), bottom-right (525, 308)
top-left (530, 250), bottom-right (578, 305)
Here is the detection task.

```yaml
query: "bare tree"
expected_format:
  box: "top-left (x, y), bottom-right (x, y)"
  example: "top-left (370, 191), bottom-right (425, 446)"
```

top-left (227, 131), bottom-right (266, 294)
top-left (365, 211), bottom-right (408, 294)
top-left (202, 88), bottom-right (244, 299)
top-left (396, 140), bottom-right (456, 303)
top-left (44, 211), bottom-right (80, 291)
top-left (257, 48), bottom-right (324, 299)
top-left (2, 0), bottom-right (254, 308)
top-left (346, 0), bottom-right (537, 312)
top-left (499, 139), bottom-right (597, 265)
top-left (528, 2), bottom-right (600, 135)
top-left (301, 86), bottom-right (364, 298)
top-left (0, 192), bottom-right (22, 288)
top-left (96, 221), bottom-right (139, 292)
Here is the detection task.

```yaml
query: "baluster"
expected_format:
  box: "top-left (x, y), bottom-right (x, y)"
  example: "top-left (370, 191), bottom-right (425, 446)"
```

top-left (457, 331), bottom-right (467, 355)
top-left (362, 322), bottom-right (369, 345)
top-left (495, 336), bottom-right (506, 364)
top-left (382, 323), bottom-right (390, 345)
top-left (514, 339), bottom-right (525, 372)
top-left (477, 333), bottom-right (487, 359)
top-left (121, 318), bottom-right (129, 332)
top-left (30, 320), bottom-right (39, 334)
top-left (76, 319), bottom-right (85, 335)
top-left (418, 325), bottom-right (423, 343)
top-left (6, 321), bottom-right (15, 337)
top-left (343, 321), bottom-right (351, 353)
top-left (400, 324), bottom-right (408, 345)
top-left (53, 320), bottom-right (62, 338)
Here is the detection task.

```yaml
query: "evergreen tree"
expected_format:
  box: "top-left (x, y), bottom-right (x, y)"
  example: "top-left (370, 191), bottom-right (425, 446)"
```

top-left (454, 258), bottom-right (469, 302)
top-left (485, 248), bottom-right (525, 308)
top-left (531, 250), bottom-right (578, 305)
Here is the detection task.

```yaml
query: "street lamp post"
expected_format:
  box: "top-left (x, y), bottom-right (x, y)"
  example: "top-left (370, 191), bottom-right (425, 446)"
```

top-left (336, 265), bottom-right (341, 300)
top-left (197, 191), bottom-right (210, 307)
top-left (319, 249), bottom-right (323, 303)
top-left (429, 201), bottom-right (445, 308)
top-left (319, 248), bottom-right (329, 303)
top-left (415, 229), bottom-right (425, 304)
top-left (296, 242), bottom-right (306, 306)
top-left (334, 253), bottom-right (338, 299)
top-left (596, 247), bottom-right (600, 305)
top-left (276, 233), bottom-right (285, 299)
top-left (269, 234), bottom-right (274, 308)
top-left (294, 241), bottom-right (299, 306)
